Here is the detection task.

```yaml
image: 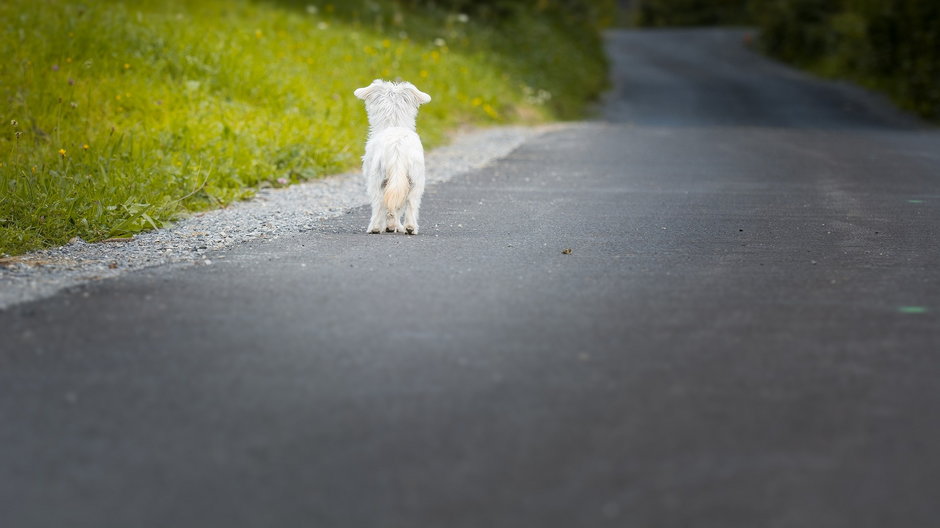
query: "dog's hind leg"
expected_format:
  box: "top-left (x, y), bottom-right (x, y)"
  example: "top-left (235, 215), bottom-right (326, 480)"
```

top-left (403, 190), bottom-right (422, 235)
top-left (367, 197), bottom-right (387, 234)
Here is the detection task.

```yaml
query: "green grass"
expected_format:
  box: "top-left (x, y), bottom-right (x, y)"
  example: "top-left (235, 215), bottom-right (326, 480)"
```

top-left (0, 0), bottom-right (609, 256)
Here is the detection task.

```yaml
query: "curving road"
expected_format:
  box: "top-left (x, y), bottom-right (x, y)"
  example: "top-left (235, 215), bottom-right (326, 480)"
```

top-left (2, 29), bottom-right (939, 527)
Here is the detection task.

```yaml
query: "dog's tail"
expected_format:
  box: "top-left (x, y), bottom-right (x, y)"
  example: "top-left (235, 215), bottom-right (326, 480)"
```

top-left (383, 154), bottom-right (410, 215)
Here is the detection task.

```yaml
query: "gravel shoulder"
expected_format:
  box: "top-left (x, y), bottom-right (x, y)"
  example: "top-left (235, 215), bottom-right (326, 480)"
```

top-left (0, 125), bottom-right (550, 310)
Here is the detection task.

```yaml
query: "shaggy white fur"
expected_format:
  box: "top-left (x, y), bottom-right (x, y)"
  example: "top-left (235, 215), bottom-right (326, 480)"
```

top-left (354, 79), bottom-right (431, 234)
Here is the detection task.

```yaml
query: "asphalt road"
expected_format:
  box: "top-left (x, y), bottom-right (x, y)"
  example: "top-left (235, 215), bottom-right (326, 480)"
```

top-left (2, 29), bottom-right (939, 527)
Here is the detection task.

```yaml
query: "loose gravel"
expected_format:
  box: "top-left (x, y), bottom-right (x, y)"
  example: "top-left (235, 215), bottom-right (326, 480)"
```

top-left (0, 125), bottom-right (552, 309)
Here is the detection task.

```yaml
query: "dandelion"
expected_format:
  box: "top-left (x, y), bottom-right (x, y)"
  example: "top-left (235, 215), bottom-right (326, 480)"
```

top-left (58, 149), bottom-right (67, 157)
top-left (66, 57), bottom-right (72, 63)
top-left (255, 29), bottom-right (263, 38)
top-left (419, 70), bottom-right (428, 78)
top-left (124, 63), bottom-right (131, 69)
top-left (32, 166), bottom-right (37, 173)
top-left (381, 39), bottom-right (391, 48)
top-left (471, 97), bottom-right (482, 106)
top-left (82, 144), bottom-right (89, 150)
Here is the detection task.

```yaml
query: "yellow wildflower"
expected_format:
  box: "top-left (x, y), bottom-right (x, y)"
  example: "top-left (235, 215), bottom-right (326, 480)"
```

top-left (58, 149), bottom-right (67, 157)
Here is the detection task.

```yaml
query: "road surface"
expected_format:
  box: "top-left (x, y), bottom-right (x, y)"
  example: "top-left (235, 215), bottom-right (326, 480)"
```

top-left (2, 29), bottom-right (939, 527)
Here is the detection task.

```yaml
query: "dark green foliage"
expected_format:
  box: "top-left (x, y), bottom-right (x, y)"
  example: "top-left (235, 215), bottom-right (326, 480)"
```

top-left (630, 0), bottom-right (940, 121)
top-left (631, 0), bottom-right (753, 26)
top-left (394, 0), bottom-right (616, 28)
top-left (753, 0), bottom-right (840, 62)
top-left (754, 0), bottom-right (940, 120)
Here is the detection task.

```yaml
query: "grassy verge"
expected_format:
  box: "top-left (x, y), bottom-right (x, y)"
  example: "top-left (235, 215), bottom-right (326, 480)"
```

top-left (0, 0), bottom-right (611, 256)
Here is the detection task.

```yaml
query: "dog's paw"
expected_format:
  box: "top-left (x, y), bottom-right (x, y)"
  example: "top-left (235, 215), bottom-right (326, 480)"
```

top-left (405, 225), bottom-right (418, 235)
top-left (368, 227), bottom-right (382, 234)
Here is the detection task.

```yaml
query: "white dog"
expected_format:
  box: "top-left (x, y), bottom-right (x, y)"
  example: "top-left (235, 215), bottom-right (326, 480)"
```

top-left (354, 79), bottom-right (432, 234)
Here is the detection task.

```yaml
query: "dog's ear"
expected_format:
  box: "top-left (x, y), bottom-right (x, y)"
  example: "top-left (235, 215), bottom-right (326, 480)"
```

top-left (354, 79), bottom-right (383, 100)
top-left (405, 84), bottom-right (432, 105)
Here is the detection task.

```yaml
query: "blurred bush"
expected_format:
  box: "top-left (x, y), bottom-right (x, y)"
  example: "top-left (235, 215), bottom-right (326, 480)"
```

top-left (754, 0), bottom-right (940, 120)
top-left (630, 0), bottom-right (752, 26)
top-left (395, 0), bottom-right (616, 28)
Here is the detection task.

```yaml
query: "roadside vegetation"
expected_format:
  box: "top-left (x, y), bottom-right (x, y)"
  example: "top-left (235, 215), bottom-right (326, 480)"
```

top-left (629, 0), bottom-right (940, 122)
top-left (0, 0), bottom-right (613, 256)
